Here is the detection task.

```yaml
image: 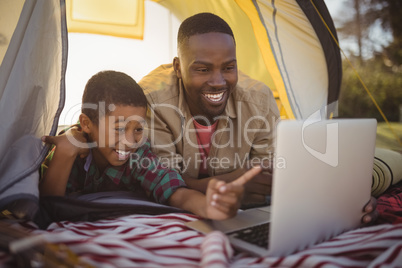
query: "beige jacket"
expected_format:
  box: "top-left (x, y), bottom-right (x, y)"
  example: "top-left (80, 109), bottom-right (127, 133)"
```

top-left (139, 64), bottom-right (280, 179)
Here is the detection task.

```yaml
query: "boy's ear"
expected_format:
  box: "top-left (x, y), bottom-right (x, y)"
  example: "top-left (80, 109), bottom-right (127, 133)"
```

top-left (79, 113), bottom-right (93, 134)
top-left (173, 57), bottom-right (182, 79)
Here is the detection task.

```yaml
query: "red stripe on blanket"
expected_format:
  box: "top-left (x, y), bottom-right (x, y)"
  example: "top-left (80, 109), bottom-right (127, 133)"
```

top-left (292, 254), bottom-right (311, 267)
top-left (270, 256), bottom-right (286, 267)
top-left (2, 212), bottom-right (402, 267)
top-left (381, 244), bottom-right (402, 265)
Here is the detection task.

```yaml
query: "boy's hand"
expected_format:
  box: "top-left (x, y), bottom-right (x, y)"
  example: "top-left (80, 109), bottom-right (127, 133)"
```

top-left (361, 196), bottom-right (378, 226)
top-left (205, 166), bottom-right (262, 220)
top-left (42, 127), bottom-right (89, 158)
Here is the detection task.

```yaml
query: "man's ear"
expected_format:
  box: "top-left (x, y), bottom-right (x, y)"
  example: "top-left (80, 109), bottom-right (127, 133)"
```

top-left (79, 113), bottom-right (93, 134)
top-left (173, 57), bottom-right (182, 79)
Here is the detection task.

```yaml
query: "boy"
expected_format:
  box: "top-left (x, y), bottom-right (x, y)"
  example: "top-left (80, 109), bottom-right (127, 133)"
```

top-left (40, 70), bottom-right (261, 220)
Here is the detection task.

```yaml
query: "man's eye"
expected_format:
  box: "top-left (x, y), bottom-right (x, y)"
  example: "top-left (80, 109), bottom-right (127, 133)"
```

top-left (225, 66), bottom-right (235, 71)
top-left (134, 128), bottom-right (143, 133)
top-left (197, 68), bottom-right (208, 72)
top-left (115, 127), bottom-right (125, 133)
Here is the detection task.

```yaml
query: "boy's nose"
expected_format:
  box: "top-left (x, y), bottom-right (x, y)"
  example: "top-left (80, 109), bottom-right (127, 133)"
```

top-left (121, 132), bottom-right (142, 147)
top-left (122, 133), bottom-right (136, 147)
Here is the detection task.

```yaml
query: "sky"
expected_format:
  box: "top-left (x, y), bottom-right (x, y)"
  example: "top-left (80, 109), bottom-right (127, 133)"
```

top-left (324, 0), bottom-right (342, 16)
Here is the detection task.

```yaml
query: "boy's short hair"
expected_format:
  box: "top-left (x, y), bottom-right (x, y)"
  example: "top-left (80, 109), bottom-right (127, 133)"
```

top-left (82, 70), bottom-right (147, 124)
top-left (177, 12), bottom-right (235, 50)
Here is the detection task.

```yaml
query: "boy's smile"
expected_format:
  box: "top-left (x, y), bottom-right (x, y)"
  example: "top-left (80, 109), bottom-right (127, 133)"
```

top-left (86, 105), bottom-right (147, 171)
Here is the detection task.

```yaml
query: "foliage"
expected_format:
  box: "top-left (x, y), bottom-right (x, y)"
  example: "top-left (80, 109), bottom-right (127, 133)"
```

top-left (376, 122), bottom-right (402, 152)
top-left (368, 0), bottom-right (402, 65)
top-left (338, 55), bottom-right (402, 122)
top-left (336, 0), bottom-right (402, 66)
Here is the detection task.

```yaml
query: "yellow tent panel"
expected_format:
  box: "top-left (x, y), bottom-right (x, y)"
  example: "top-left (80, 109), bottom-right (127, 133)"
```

top-left (63, 0), bottom-right (340, 120)
top-left (66, 0), bottom-right (145, 39)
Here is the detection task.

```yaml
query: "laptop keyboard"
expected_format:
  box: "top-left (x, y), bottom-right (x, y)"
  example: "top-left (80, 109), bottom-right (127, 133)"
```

top-left (228, 222), bottom-right (270, 249)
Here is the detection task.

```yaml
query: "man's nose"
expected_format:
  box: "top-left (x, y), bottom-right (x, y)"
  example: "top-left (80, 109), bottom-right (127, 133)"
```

top-left (208, 70), bottom-right (225, 88)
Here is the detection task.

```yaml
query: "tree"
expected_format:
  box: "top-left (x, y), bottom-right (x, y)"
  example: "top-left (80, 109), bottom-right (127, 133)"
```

top-left (368, 0), bottom-right (402, 66)
top-left (339, 55), bottom-right (402, 122)
top-left (336, 0), bottom-right (402, 67)
top-left (334, 0), bottom-right (402, 123)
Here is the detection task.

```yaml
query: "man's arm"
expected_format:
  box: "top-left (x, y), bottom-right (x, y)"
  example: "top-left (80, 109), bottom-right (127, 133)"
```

top-left (39, 128), bottom-right (88, 196)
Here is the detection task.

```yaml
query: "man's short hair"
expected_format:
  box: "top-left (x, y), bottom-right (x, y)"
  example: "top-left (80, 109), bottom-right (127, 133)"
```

top-left (82, 70), bottom-right (147, 124)
top-left (177, 12), bottom-right (235, 49)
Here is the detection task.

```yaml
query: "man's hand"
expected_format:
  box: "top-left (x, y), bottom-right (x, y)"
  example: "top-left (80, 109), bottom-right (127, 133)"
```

top-left (42, 126), bottom-right (89, 159)
top-left (361, 196), bottom-right (378, 226)
top-left (40, 127), bottom-right (90, 197)
top-left (205, 166), bottom-right (262, 220)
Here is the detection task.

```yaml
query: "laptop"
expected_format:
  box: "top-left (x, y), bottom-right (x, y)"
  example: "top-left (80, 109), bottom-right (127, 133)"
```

top-left (186, 118), bottom-right (377, 257)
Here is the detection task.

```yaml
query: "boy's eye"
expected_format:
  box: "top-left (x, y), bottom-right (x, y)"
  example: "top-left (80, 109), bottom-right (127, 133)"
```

top-left (134, 127), bottom-right (143, 133)
top-left (115, 127), bottom-right (125, 133)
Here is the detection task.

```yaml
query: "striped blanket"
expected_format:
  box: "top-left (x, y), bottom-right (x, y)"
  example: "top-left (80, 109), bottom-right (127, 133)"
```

top-left (1, 182), bottom-right (402, 267)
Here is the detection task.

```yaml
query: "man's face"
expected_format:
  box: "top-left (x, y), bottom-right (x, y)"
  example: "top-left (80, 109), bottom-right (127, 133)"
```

top-left (175, 32), bottom-right (238, 125)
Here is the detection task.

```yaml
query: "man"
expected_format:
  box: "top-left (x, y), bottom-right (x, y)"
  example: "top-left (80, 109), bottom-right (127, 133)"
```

top-left (139, 13), bottom-right (378, 223)
top-left (139, 13), bottom-right (278, 207)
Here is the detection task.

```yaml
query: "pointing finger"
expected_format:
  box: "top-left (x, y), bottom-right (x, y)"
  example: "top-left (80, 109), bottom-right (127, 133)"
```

top-left (232, 166), bottom-right (262, 186)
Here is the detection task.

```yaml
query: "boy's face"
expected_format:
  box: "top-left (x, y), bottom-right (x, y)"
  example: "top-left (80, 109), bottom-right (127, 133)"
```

top-left (89, 105), bottom-right (147, 169)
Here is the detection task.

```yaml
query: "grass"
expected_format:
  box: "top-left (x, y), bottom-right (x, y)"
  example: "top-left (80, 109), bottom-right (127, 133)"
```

top-left (376, 122), bottom-right (402, 153)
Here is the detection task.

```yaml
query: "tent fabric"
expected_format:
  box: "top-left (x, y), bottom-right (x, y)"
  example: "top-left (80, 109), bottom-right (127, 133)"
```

top-left (245, 0), bottom-right (340, 119)
top-left (297, 0), bottom-right (342, 117)
top-left (0, 0), bottom-right (25, 66)
top-left (64, 0), bottom-right (341, 119)
top-left (66, 0), bottom-right (145, 39)
top-left (0, 0), bottom-right (67, 216)
top-left (153, 0), bottom-right (342, 119)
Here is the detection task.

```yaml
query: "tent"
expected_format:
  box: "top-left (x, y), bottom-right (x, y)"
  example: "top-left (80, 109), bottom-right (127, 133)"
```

top-left (0, 0), bottom-right (341, 219)
top-left (63, 0), bottom-right (342, 120)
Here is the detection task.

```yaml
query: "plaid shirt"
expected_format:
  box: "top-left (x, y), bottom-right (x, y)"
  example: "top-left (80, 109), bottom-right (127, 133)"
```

top-left (41, 139), bottom-right (186, 204)
top-left (377, 181), bottom-right (402, 224)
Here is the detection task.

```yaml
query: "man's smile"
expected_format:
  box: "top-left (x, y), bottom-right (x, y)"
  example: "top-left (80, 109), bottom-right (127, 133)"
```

top-left (202, 91), bottom-right (226, 104)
